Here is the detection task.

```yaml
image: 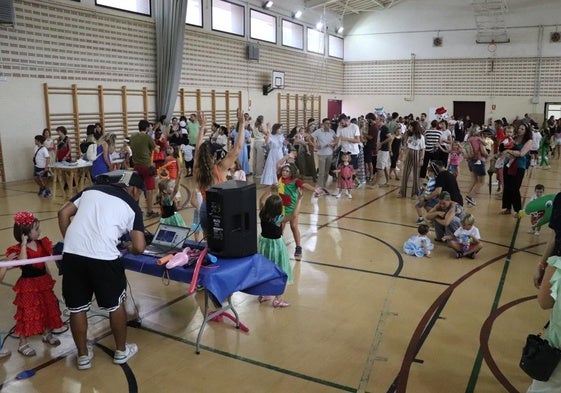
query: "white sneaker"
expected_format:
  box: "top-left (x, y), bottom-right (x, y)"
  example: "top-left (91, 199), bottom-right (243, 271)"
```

top-left (335, 192), bottom-right (342, 199)
top-left (113, 343), bottom-right (138, 364)
top-left (346, 190), bottom-right (352, 199)
top-left (77, 346), bottom-right (93, 370)
top-left (534, 231), bottom-right (541, 236)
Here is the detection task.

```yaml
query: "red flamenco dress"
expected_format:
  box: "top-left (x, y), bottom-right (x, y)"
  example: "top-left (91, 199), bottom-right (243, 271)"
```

top-left (6, 238), bottom-right (63, 338)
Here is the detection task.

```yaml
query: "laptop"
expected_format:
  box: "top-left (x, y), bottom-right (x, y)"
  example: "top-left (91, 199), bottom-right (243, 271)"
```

top-left (143, 224), bottom-right (190, 257)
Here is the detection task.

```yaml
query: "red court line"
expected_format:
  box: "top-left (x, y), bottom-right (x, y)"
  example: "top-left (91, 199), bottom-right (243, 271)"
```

top-left (393, 242), bottom-right (543, 393)
top-left (479, 295), bottom-right (536, 393)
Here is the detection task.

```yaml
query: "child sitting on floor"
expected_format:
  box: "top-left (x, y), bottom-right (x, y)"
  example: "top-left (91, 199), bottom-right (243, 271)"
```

top-left (443, 213), bottom-right (482, 259)
top-left (403, 224), bottom-right (434, 257)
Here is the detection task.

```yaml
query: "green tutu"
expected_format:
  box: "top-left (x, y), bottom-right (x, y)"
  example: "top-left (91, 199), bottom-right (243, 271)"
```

top-left (160, 213), bottom-right (187, 228)
top-left (258, 235), bottom-right (292, 284)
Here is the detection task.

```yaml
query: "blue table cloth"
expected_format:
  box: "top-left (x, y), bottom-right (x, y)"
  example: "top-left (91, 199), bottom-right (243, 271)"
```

top-left (121, 252), bottom-right (288, 303)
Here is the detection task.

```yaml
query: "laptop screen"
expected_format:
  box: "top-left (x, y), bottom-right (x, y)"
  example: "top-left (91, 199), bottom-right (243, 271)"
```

top-left (151, 224), bottom-right (190, 248)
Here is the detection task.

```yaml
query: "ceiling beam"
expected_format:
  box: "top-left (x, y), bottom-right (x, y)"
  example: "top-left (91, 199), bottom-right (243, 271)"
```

top-left (304, 0), bottom-right (339, 9)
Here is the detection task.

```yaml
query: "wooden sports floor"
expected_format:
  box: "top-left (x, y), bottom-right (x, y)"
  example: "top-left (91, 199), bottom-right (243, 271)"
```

top-left (0, 161), bottom-right (557, 393)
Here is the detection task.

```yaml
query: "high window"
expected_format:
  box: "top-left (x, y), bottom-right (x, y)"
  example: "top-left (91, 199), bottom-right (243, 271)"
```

top-left (95, 0), bottom-right (150, 16)
top-left (186, 0), bottom-right (203, 27)
top-left (211, 0), bottom-right (244, 37)
top-left (307, 27), bottom-right (324, 54)
top-left (328, 35), bottom-right (343, 58)
top-left (250, 9), bottom-right (276, 43)
top-left (282, 19), bottom-right (303, 49)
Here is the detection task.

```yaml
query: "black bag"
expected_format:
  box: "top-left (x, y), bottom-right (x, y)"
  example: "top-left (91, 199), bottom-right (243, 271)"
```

top-left (520, 332), bottom-right (561, 381)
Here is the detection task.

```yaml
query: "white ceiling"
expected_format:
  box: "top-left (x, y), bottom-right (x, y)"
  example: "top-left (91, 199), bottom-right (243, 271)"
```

top-left (303, 0), bottom-right (405, 16)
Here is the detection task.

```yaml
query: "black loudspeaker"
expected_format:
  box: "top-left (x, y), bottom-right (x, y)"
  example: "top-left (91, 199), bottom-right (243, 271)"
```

top-left (206, 180), bottom-right (257, 258)
top-left (246, 44), bottom-right (259, 60)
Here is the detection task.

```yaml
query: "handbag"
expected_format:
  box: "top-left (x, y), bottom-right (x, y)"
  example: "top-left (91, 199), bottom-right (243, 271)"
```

top-left (520, 322), bottom-right (561, 381)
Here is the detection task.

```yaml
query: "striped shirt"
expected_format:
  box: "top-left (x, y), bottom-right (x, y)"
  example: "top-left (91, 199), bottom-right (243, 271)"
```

top-left (424, 129), bottom-right (442, 152)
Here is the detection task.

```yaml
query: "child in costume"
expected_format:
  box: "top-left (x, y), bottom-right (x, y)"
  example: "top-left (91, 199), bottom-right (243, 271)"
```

top-left (333, 151), bottom-right (355, 199)
top-left (157, 178), bottom-right (187, 227)
top-left (445, 141), bottom-right (463, 177)
top-left (2, 211), bottom-right (63, 356)
top-left (256, 187), bottom-right (298, 308)
top-left (443, 213), bottom-right (483, 259)
top-left (403, 224), bottom-right (434, 257)
top-left (276, 152), bottom-right (324, 259)
top-left (528, 184), bottom-right (545, 236)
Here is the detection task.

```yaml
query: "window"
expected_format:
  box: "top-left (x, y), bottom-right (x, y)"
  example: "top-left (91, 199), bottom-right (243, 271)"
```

top-left (95, 0), bottom-right (150, 16)
top-left (250, 9), bottom-right (276, 43)
top-left (282, 19), bottom-right (303, 49)
top-left (212, 0), bottom-right (244, 37)
top-left (307, 27), bottom-right (324, 54)
top-left (186, 0), bottom-right (203, 27)
top-left (328, 35), bottom-right (343, 58)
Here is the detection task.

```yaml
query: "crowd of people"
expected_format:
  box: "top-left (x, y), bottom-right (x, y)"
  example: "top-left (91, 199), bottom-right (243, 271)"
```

top-left (16, 108), bottom-right (561, 382)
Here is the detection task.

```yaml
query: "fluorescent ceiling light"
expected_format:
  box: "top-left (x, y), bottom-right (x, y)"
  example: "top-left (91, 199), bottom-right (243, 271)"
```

top-left (337, 26), bottom-right (344, 34)
top-left (315, 21), bottom-right (323, 30)
top-left (263, 1), bottom-right (273, 9)
top-left (293, 10), bottom-right (302, 19)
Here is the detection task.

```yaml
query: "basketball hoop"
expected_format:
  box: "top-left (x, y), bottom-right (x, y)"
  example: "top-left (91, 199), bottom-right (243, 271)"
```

top-left (488, 40), bottom-right (497, 53)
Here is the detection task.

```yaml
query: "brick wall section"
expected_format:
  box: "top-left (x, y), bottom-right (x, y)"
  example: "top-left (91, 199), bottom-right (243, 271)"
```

top-left (0, 0), bottom-right (345, 94)
top-left (345, 57), bottom-right (561, 96)
top-left (0, 0), bottom-right (155, 83)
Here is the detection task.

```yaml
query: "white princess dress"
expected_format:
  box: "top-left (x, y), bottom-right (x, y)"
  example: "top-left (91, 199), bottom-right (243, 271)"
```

top-left (403, 234), bottom-right (434, 257)
top-left (261, 133), bottom-right (284, 185)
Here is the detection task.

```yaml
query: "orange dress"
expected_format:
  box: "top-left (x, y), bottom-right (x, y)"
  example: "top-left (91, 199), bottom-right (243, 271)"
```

top-left (5, 238), bottom-right (63, 337)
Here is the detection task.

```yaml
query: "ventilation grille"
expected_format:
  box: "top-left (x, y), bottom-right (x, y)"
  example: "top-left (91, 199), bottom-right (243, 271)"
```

top-left (433, 37), bottom-right (443, 47)
top-left (0, 0), bottom-right (15, 26)
top-left (551, 32), bottom-right (561, 43)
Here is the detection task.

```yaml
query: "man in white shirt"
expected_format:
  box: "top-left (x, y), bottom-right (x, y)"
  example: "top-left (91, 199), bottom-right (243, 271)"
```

top-left (335, 113), bottom-right (361, 168)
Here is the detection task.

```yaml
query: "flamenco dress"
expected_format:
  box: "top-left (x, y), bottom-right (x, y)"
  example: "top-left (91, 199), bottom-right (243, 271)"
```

top-left (258, 220), bottom-right (292, 284)
top-left (6, 238), bottom-right (63, 338)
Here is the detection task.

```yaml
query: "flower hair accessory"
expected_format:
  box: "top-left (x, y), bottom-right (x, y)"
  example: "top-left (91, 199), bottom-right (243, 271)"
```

top-left (14, 211), bottom-right (36, 227)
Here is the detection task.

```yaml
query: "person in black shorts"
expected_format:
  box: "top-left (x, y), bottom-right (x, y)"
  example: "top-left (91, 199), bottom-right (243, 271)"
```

top-left (58, 170), bottom-right (146, 370)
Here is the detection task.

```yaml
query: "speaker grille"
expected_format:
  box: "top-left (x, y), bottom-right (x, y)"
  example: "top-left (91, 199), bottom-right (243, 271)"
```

top-left (247, 44), bottom-right (260, 60)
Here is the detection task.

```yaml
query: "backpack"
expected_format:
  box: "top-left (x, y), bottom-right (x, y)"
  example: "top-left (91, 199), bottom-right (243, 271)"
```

top-left (460, 140), bottom-right (474, 160)
top-left (86, 142), bottom-right (98, 161)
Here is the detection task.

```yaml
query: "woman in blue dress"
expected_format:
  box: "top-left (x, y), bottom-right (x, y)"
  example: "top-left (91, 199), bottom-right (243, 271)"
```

top-left (230, 125), bottom-right (251, 175)
top-left (91, 133), bottom-right (116, 180)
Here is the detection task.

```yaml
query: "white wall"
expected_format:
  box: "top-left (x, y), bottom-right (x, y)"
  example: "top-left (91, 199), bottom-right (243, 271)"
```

top-left (341, 95), bottom-right (547, 124)
top-left (344, 0), bottom-right (561, 60)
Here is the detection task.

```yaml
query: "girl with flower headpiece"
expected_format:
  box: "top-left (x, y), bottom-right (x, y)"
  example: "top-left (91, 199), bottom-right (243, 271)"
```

top-left (1, 211), bottom-right (63, 357)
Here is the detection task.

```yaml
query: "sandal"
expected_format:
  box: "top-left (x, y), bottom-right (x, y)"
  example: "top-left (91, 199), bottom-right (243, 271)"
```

top-left (42, 333), bottom-right (61, 346)
top-left (18, 343), bottom-right (36, 357)
top-left (258, 296), bottom-right (271, 303)
top-left (272, 299), bottom-right (290, 308)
